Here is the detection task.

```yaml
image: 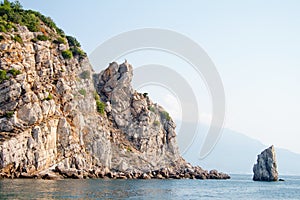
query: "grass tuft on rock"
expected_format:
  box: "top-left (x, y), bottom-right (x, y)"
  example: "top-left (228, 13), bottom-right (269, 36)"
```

top-left (96, 100), bottom-right (106, 115)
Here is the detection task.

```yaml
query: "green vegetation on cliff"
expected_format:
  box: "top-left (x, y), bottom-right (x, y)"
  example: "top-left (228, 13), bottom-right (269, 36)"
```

top-left (160, 110), bottom-right (171, 121)
top-left (62, 50), bottom-right (73, 59)
top-left (96, 100), bottom-right (106, 115)
top-left (0, 0), bottom-right (86, 59)
top-left (0, 69), bottom-right (8, 82)
top-left (67, 35), bottom-right (86, 59)
top-left (0, 0), bottom-right (64, 35)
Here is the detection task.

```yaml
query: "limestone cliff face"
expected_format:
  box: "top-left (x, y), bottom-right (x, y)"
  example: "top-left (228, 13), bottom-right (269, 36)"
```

top-left (0, 24), bottom-right (108, 176)
top-left (0, 21), bottom-right (229, 179)
top-left (253, 145), bottom-right (278, 181)
top-left (0, 23), bottom-right (182, 178)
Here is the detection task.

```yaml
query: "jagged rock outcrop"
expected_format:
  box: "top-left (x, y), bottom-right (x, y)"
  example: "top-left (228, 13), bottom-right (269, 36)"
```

top-left (253, 145), bottom-right (278, 181)
top-left (94, 61), bottom-right (180, 171)
top-left (0, 6), bottom-right (229, 180)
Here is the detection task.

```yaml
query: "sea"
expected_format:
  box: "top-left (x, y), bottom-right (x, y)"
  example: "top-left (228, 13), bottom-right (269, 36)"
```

top-left (0, 174), bottom-right (299, 199)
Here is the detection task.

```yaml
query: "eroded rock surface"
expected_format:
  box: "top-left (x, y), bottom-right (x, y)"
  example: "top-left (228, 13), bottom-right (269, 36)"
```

top-left (0, 23), bottom-right (229, 180)
top-left (253, 145), bottom-right (278, 181)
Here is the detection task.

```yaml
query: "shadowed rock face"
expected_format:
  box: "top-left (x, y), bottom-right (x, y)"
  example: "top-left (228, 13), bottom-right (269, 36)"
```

top-left (0, 22), bottom-right (229, 180)
top-left (253, 145), bottom-right (278, 181)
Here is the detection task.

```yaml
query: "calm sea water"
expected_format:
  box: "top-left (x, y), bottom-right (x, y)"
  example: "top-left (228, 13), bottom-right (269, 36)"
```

top-left (0, 174), bottom-right (299, 199)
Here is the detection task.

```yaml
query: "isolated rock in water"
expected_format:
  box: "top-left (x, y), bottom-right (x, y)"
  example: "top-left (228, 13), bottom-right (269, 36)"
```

top-left (253, 145), bottom-right (278, 181)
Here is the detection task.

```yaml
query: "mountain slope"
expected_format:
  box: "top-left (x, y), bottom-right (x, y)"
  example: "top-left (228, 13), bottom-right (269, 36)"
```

top-left (185, 127), bottom-right (300, 175)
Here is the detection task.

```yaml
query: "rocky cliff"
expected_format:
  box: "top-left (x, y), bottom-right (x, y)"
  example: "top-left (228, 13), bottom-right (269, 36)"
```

top-left (253, 145), bottom-right (278, 181)
top-left (0, 2), bottom-right (229, 180)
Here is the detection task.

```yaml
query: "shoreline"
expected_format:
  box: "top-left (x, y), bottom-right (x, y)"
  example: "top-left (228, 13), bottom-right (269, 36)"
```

top-left (0, 164), bottom-right (230, 180)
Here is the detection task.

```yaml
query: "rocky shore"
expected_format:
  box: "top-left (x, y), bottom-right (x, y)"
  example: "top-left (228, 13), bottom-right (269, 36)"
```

top-left (55, 165), bottom-right (230, 180)
top-left (1, 158), bottom-right (230, 180)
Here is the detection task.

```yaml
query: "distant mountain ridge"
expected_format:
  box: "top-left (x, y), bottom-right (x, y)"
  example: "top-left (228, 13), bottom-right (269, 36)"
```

top-left (184, 126), bottom-right (300, 175)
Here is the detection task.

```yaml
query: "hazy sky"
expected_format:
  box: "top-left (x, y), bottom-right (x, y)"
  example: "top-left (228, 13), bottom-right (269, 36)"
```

top-left (18, 1), bottom-right (300, 154)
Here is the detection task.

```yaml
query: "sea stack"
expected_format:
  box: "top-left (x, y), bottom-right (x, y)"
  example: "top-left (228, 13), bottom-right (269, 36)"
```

top-left (253, 145), bottom-right (278, 181)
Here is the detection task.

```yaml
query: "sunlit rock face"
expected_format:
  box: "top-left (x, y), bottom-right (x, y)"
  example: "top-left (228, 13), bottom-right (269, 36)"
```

top-left (0, 24), bottom-right (182, 177)
top-left (0, 10), bottom-right (229, 180)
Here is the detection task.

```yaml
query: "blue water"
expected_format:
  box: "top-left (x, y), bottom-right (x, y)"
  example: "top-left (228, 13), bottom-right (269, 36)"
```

top-left (0, 174), bottom-right (299, 199)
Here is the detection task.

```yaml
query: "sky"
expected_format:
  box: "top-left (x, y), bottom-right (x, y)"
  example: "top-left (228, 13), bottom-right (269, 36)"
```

top-left (18, 1), bottom-right (300, 155)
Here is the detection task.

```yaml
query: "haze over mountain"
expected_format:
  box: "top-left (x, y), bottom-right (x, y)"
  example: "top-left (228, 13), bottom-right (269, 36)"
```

top-left (184, 126), bottom-right (300, 175)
